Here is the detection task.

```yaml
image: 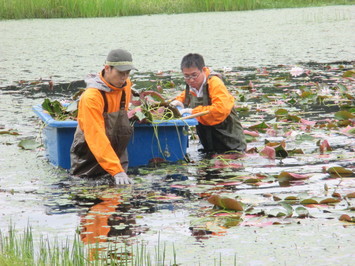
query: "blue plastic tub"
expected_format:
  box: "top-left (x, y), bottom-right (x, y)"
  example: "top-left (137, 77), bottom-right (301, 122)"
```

top-left (32, 104), bottom-right (197, 169)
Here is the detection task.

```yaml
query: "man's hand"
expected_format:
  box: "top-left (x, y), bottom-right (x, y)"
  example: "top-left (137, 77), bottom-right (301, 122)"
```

top-left (114, 172), bottom-right (133, 185)
top-left (179, 108), bottom-right (193, 115)
top-left (170, 100), bottom-right (184, 108)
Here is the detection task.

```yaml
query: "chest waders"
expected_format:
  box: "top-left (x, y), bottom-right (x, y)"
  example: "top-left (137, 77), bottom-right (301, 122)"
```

top-left (70, 90), bottom-right (133, 178)
top-left (183, 77), bottom-right (246, 153)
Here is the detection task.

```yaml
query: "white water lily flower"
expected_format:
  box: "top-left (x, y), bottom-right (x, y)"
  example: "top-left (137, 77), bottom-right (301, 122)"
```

top-left (290, 66), bottom-right (304, 77)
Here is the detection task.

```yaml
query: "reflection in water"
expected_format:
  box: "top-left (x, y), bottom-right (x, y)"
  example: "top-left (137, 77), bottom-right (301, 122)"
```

top-left (79, 191), bottom-right (152, 261)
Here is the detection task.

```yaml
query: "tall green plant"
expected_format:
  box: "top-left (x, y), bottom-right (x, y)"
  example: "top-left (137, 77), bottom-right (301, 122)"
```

top-left (1, 0), bottom-right (352, 20)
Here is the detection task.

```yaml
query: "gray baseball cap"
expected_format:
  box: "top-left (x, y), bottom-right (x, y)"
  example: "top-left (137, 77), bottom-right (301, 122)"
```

top-left (105, 49), bottom-right (137, 71)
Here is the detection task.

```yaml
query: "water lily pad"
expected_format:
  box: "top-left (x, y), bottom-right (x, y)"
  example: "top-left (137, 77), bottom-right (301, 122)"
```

top-left (267, 208), bottom-right (287, 217)
top-left (327, 167), bottom-right (354, 178)
top-left (300, 198), bottom-right (319, 205)
top-left (0, 129), bottom-right (20, 135)
top-left (339, 214), bottom-right (355, 223)
top-left (319, 198), bottom-right (341, 204)
top-left (207, 195), bottom-right (243, 211)
top-left (346, 192), bottom-right (355, 198)
top-left (278, 172), bottom-right (309, 181)
top-left (18, 139), bottom-right (40, 150)
top-left (295, 206), bottom-right (309, 218)
top-left (334, 110), bottom-right (354, 120)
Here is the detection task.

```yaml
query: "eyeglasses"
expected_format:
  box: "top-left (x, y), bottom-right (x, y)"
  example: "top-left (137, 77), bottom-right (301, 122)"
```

top-left (183, 72), bottom-right (201, 80)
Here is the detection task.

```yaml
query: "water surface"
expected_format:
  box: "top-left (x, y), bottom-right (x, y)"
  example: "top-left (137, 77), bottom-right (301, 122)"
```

top-left (0, 6), bottom-right (354, 265)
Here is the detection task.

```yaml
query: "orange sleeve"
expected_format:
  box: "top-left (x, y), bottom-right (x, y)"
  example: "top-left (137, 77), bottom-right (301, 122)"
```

top-left (77, 89), bottom-right (124, 176)
top-left (175, 90), bottom-right (186, 104)
top-left (193, 76), bottom-right (234, 126)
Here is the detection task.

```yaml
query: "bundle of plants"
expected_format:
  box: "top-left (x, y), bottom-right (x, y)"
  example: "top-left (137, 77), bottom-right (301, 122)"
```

top-left (128, 91), bottom-right (181, 123)
top-left (41, 90), bottom-right (181, 123)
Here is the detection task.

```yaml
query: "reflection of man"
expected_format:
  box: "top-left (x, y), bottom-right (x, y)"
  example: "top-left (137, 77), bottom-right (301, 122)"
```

top-left (70, 49), bottom-right (136, 185)
top-left (80, 194), bottom-right (121, 245)
top-left (80, 193), bottom-right (136, 260)
top-left (79, 192), bottom-right (152, 260)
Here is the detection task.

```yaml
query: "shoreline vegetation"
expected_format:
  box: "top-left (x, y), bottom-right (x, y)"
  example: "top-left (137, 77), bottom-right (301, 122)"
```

top-left (0, 0), bottom-right (354, 20)
top-left (0, 226), bottom-right (182, 266)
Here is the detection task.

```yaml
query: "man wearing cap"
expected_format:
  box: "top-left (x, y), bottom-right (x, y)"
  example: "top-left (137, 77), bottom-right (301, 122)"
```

top-left (70, 49), bottom-right (136, 185)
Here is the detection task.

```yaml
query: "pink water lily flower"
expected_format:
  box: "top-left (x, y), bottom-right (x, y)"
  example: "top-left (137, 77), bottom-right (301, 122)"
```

top-left (290, 66), bottom-right (304, 77)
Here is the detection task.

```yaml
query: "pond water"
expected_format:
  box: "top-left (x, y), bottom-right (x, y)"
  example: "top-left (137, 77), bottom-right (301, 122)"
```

top-left (0, 5), bottom-right (354, 265)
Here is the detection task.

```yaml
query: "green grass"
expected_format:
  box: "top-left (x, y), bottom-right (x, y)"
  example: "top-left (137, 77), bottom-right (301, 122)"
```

top-left (0, 225), bottom-right (183, 266)
top-left (0, 0), bottom-right (354, 20)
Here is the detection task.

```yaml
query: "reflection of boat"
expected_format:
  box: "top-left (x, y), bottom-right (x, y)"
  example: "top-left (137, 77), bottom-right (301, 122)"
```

top-left (32, 104), bottom-right (197, 169)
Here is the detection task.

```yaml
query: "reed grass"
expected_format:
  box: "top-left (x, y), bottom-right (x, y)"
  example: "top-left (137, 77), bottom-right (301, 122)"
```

top-left (0, 225), bottom-right (183, 265)
top-left (0, 0), bottom-right (353, 20)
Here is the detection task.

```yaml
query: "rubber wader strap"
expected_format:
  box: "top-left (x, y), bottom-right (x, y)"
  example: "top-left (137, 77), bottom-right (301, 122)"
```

top-left (99, 89), bottom-right (126, 113)
top-left (183, 84), bottom-right (190, 107)
top-left (99, 90), bottom-right (108, 113)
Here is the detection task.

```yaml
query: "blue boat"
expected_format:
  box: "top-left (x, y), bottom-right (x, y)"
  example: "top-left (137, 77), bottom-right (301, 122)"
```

top-left (32, 104), bottom-right (197, 169)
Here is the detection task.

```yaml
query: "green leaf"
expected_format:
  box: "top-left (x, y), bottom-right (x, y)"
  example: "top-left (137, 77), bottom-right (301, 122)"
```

top-left (300, 198), bottom-right (319, 205)
top-left (295, 134), bottom-right (315, 142)
top-left (135, 110), bottom-right (148, 121)
top-left (18, 139), bottom-right (40, 150)
top-left (248, 122), bottom-right (269, 133)
top-left (295, 206), bottom-right (309, 218)
top-left (275, 145), bottom-right (288, 158)
top-left (334, 110), bottom-right (354, 120)
top-left (275, 108), bottom-right (288, 116)
top-left (280, 202), bottom-right (293, 217)
top-left (342, 70), bottom-right (355, 78)
top-left (328, 166), bottom-right (354, 178)
top-left (267, 208), bottom-right (287, 217)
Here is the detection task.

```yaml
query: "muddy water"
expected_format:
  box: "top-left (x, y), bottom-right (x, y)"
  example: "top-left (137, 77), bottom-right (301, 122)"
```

top-left (1, 6), bottom-right (354, 265)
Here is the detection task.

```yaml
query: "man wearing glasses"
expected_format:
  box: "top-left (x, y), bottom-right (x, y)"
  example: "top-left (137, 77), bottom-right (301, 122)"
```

top-left (170, 53), bottom-right (246, 154)
top-left (70, 49), bottom-right (136, 185)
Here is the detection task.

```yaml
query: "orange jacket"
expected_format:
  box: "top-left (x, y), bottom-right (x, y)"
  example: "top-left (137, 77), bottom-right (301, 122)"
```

top-left (175, 68), bottom-right (235, 126)
top-left (77, 72), bottom-right (132, 175)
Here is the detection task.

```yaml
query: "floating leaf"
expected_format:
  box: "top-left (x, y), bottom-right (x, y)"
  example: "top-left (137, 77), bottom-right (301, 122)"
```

top-left (346, 192), bottom-right (355, 198)
top-left (339, 214), bottom-right (355, 223)
top-left (280, 202), bottom-right (293, 217)
top-left (274, 144), bottom-right (288, 158)
top-left (295, 133), bottom-right (315, 142)
top-left (278, 171), bottom-right (310, 181)
top-left (267, 208), bottom-right (287, 217)
top-left (207, 195), bottom-right (243, 211)
top-left (18, 139), bottom-right (40, 150)
top-left (319, 198), bottom-right (340, 204)
top-left (295, 206), bottom-right (309, 218)
top-left (342, 70), bottom-right (355, 78)
top-left (300, 198), bottom-right (319, 205)
top-left (0, 129), bottom-right (20, 135)
top-left (334, 110), bottom-right (354, 120)
top-left (248, 122), bottom-right (269, 133)
top-left (287, 148), bottom-right (304, 155)
top-left (284, 196), bottom-right (299, 200)
top-left (327, 167), bottom-right (354, 178)
top-left (243, 178), bottom-right (261, 184)
top-left (275, 108), bottom-right (288, 116)
top-left (260, 145), bottom-right (275, 159)
top-left (287, 114), bottom-right (301, 122)
top-left (319, 139), bottom-right (332, 154)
